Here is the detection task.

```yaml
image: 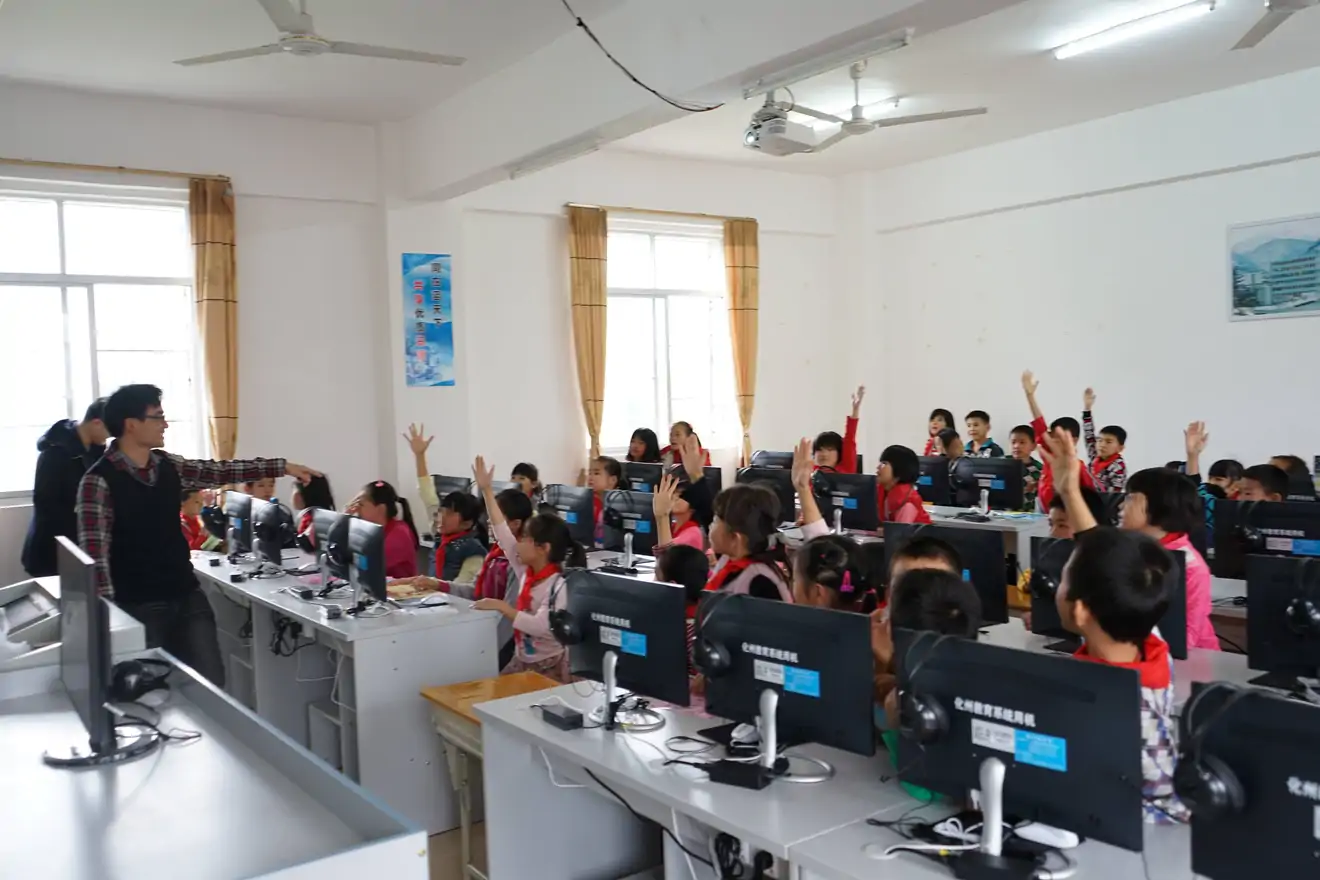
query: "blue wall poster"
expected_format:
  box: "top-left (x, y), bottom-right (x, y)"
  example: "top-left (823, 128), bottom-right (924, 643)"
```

top-left (402, 253), bottom-right (455, 386)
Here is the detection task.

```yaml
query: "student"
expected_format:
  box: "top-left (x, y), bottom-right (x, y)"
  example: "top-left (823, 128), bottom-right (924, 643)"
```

top-left (661, 421), bottom-right (711, 467)
top-left (1010, 424), bottom-right (1043, 509)
top-left (588, 455), bottom-right (622, 547)
top-left (473, 457), bottom-right (584, 683)
top-left (1269, 454), bottom-right (1315, 500)
top-left (627, 428), bottom-right (662, 463)
top-left (427, 492), bottom-right (487, 586)
top-left (1240, 464), bottom-right (1289, 502)
top-left (652, 473), bottom-right (706, 550)
top-left (1207, 459), bottom-right (1244, 499)
top-left (241, 475), bottom-right (297, 547)
top-left (875, 445), bottom-right (931, 524)
top-left (347, 480), bottom-right (419, 579)
top-left (291, 475), bottom-right (335, 549)
top-left (792, 533), bottom-right (874, 613)
top-left (22, 397), bottom-right (109, 577)
top-left (1082, 387), bottom-right (1128, 493)
top-left (1048, 471), bottom-right (1187, 823)
top-left (472, 487), bottom-right (534, 669)
top-left (655, 543), bottom-right (710, 677)
top-left (511, 462), bottom-right (543, 502)
top-left (964, 410), bottom-right (1003, 458)
top-left (180, 488), bottom-right (223, 552)
top-left (706, 439), bottom-right (829, 600)
top-left (813, 385), bottom-right (865, 473)
top-left (935, 428), bottom-right (964, 460)
top-left (886, 535), bottom-right (963, 595)
top-left (1047, 486), bottom-right (1107, 540)
top-left (923, 408), bottom-right (954, 457)
top-left (1021, 370), bottom-right (1097, 510)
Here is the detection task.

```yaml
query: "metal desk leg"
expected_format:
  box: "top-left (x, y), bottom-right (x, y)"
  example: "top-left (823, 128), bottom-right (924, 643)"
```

top-left (444, 740), bottom-right (487, 880)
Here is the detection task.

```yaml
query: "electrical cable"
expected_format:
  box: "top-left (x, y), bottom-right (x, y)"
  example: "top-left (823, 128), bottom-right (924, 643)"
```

top-left (581, 766), bottom-right (715, 868)
top-left (672, 808), bottom-right (700, 880)
top-left (559, 0), bottom-right (723, 113)
top-left (539, 747), bottom-right (586, 789)
top-left (1217, 634), bottom-right (1245, 653)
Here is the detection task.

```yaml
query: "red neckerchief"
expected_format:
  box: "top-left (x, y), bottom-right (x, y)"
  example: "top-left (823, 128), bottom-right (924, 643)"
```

top-left (673, 517), bottom-right (700, 539)
top-left (882, 483), bottom-right (920, 520)
top-left (474, 544), bottom-right (506, 598)
top-left (923, 437), bottom-right (937, 456)
top-left (706, 557), bottom-right (754, 592)
top-left (1073, 633), bottom-right (1171, 689)
top-left (1090, 454), bottom-right (1120, 475)
top-left (180, 513), bottom-right (204, 548)
top-left (685, 602), bottom-right (699, 620)
top-left (435, 529), bottom-right (472, 577)
top-left (516, 563), bottom-right (562, 613)
top-left (593, 492), bottom-right (603, 523)
top-left (1158, 532), bottom-right (1186, 549)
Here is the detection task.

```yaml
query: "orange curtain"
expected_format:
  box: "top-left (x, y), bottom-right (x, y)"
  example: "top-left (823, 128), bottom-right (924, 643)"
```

top-left (724, 219), bottom-right (759, 466)
top-left (189, 178), bottom-right (238, 459)
top-left (568, 205), bottom-right (608, 460)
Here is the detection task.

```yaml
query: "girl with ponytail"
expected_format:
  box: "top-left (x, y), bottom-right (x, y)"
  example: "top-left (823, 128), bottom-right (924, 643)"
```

top-left (347, 480), bottom-right (420, 579)
top-left (792, 534), bottom-right (876, 613)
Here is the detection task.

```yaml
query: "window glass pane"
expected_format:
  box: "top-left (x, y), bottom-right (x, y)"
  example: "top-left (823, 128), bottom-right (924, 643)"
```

top-left (66, 287), bottom-right (95, 416)
top-left (96, 350), bottom-right (201, 458)
top-left (600, 296), bottom-right (658, 450)
top-left (64, 202), bottom-right (190, 278)
top-left (93, 284), bottom-right (193, 351)
top-left (0, 198), bottom-right (60, 274)
top-left (606, 233), bottom-right (654, 290)
top-left (0, 285), bottom-right (69, 491)
top-left (0, 425), bottom-right (55, 495)
top-left (667, 295), bottom-right (737, 448)
top-left (654, 236), bottom-right (723, 292)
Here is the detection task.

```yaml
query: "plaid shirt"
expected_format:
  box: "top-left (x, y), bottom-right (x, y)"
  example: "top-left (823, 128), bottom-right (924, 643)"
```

top-left (1083, 411), bottom-right (1128, 492)
top-left (77, 443), bottom-right (287, 598)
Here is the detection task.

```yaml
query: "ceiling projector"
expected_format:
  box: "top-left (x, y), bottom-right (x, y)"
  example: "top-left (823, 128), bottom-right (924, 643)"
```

top-left (743, 102), bottom-right (815, 156)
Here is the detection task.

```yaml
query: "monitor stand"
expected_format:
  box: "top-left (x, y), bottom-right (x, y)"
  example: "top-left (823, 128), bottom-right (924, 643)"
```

top-left (587, 651), bottom-right (663, 732)
top-left (951, 758), bottom-right (1037, 879)
top-left (1248, 667), bottom-right (1319, 693)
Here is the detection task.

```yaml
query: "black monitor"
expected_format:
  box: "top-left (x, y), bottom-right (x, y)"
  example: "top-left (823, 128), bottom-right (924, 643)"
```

top-left (555, 570), bottom-right (690, 726)
top-left (433, 474), bottom-right (472, 501)
top-left (701, 466), bottom-right (723, 495)
top-left (1245, 555), bottom-right (1320, 690)
top-left (542, 484), bottom-right (596, 547)
top-left (55, 537), bottom-right (114, 756)
top-left (696, 592), bottom-right (875, 781)
top-left (468, 479), bottom-right (519, 499)
top-left (1183, 681), bottom-right (1320, 879)
top-left (601, 490), bottom-right (657, 557)
top-left (735, 467), bottom-right (796, 528)
top-left (811, 471), bottom-right (879, 533)
top-left (1212, 500), bottom-right (1320, 579)
top-left (916, 456), bottom-right (952, 506)
top-left (951, 457), bottom-right (1025, 511)
top-left (347, 517), bottom-right (387, 607)
top-left (312, 508), bottom-right (351, 582)
top-left (884, 522), bottom-right (1009, 625)
top-left (1285, 472), bottom-right (1315, 503)
top-left (1028, 536), bottom-right (1188, 659)
top-left (621, 462), bottom-right (664, 494)
top-left (251, 497), bottom-right (287, 566)
top-left (224, 490), bottom-right (253, 555)
top-left (749, 449), bottom-right (793, 469)
top-left (894, 630), bottom-right (1145, 853)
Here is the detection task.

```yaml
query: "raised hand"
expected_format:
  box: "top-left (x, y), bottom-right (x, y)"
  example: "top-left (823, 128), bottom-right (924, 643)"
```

top-left (285, 463), bottom-right (322, 484)
top-left (851, 385), bottom-right (867, 419)
top-left (791, 437), bottom-right (815, 492)
top-left (1083, 387), bottom-right (1096, 411)
top-left (1184, 421), bottom-right (1209, 457)
top-left (1040, 427), bottom-right (1081, 498)
top-left (1021, 370), bottom-right (1039, 396)
top-left (404, 423), bottom-right (433, 456)
top-left (653, 473), bottom-right (678, 519)
top-left (680, 432), bottom-right (705, 482)
top-left (472, 455), bottom-right (496, 492)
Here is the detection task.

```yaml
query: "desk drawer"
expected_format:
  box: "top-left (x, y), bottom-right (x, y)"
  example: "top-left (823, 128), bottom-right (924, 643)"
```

top-left (432, 707), bottom-right (483, 758)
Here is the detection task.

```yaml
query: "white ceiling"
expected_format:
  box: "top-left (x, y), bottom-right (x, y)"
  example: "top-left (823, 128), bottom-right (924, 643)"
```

top-left (0, 0), bottom-right (621, 123)
top-left (614, 0), bottom-right (1320, 174)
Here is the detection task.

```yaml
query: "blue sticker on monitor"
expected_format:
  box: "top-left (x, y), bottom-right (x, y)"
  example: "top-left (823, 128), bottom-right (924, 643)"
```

top-left (918, 475), bottom-right (933, 486)
top-left (963, 569), bottom-right (971, 582)
top-left (990, 479), bottom-right (1006, 491)
top-left (634, 520), bottom-right (652, 534)
top-left (1015, 730), bottom-right (1067, 772)
top-left (842, 497), bottom-right (859, 510)
top-left (620, 631), bottom-right (647, 657)
top-left (563, 511), bottom-right (578, 525)
top-left (1293, 539), bottom-right (1320, 557)
top-left (631, 481), bottom-right (653, 493)
top-left (356, 554), bottom-right (369, 571)
top-left (784, 666), bottom-right (821, 698)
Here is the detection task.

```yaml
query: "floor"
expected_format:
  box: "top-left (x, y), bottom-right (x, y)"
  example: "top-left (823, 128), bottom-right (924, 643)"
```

top-left (428, 823), bottom-right (487, 880)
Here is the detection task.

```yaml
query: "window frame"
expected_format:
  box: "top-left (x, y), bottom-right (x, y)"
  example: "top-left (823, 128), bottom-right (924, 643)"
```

top-left (0, 184), bottom-right (200, 500)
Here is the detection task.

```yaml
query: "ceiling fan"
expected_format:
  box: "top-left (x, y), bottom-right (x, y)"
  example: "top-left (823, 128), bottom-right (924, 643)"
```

top-left (791, 60), bottom-right (987, 153)
top-left (174, 0), bottom-right (466, 67)
top-left (1232, 0), bottom-right (1318, 49)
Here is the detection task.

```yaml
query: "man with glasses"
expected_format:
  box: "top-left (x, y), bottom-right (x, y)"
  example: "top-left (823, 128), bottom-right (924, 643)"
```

top-left (76, 383), bottom-right (319, 685)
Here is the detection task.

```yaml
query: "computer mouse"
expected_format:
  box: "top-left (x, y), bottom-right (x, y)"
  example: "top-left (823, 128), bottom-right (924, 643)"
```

top-left (731, 723), bottom-right (760, 744)
top-left (1013, 822), bottom-right (1080, 850)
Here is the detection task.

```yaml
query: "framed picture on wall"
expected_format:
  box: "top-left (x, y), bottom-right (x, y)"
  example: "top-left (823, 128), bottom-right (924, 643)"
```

top-left (1228, 214), bottom-right (1320, 321)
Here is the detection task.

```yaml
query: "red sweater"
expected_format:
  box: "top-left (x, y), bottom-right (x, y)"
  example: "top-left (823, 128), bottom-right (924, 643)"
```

top-left (180, 513), bottom-right (210, 551)
top-left (1031, 416), bottom-right (1097, 510)
top-left (815, 416), bottom-right (860, 474)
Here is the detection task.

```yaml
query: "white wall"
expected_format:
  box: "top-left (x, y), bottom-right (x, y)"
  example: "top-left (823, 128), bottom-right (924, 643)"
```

top-left (859, 67), bottom-right (1320, 474)
top-left (385, 149), bottom-right (842, 520)
top-left (0, 82), bottom-right (384, 582)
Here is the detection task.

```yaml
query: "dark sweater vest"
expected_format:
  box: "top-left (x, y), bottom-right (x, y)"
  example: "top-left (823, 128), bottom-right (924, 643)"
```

top-left (93, 454), bottom-right (197, 605)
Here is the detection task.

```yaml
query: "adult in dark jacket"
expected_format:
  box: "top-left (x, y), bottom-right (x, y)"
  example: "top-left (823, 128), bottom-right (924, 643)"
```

top-left (21, 399), bottom-right (109, 577)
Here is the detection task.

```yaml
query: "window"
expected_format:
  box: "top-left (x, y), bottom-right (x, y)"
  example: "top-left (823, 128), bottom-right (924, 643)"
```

top-left (599, 218), bottom-right (739, 454)
top-left (0, 180), bottom-right (202, 495)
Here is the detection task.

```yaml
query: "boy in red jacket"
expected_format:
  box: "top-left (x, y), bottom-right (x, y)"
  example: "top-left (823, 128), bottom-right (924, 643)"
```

top-left (180, 488), bottom-right (222, 552)
top-left (813, 386), bottom-right (865, 473)
top-left (1022, 371), bottom-right (1096, 511)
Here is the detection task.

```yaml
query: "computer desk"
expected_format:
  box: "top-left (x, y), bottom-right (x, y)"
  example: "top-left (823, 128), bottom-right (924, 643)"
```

top-left (190, 550), bottom-right (500, 834)
top-left (927, 506), bottom-right (1052, 572)
top-left (0, 649), bottom-right (426, 880)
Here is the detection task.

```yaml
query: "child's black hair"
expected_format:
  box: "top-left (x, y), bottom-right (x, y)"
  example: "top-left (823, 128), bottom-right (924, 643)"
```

top-left (511, 462), bottom-right (540, 486)
top-left (1125, 468), bottom-right (1202, 535)
top-left (656, 544), bottom-right (710, 606)
top-left (795, 534), bottom-right (871, 612)
top-left (936, 428), bottom-right (961, 453)
top-left (928, 408), bottom-right (955, 429)
top-left (628, 429), bottom-right (662, 463)
top-left (1271, 454), bottom-right (1310, 477)
top-left (1010, 424), bottom-right (1035, 443)
top-left (524, 513), bottom-right (587, 568)
top-left (1243, 464), bottom-right (1290, 499)
top-left (1064, 527), bottom-right (1172, 645)
top-left (965, 410), bottom-right (990, 424)
top-left (813, 430), bottom-right (844, 456)
top-left (361, 480), bottom-right (419, 548)
top-left (594, 456), bottom-right (623, 487)
top-left (1048, 485), bottom-right (1108, 525)
top-left (441, 491), bottom-right (483, 529)
top-left (713, 484), bottom-right (784, 567)
top-left (495, 487), bottom-right (534, 526)
top-left (1208, 459), bottom-right (1244, 482)
top-left (890, 569), bottom-right (981, 640)
top-left (671, 420), bottom-right (694, 437)
top-left (1049, 416), bottom-right (1081, 440)
top-left (297, 474), bottom-right (335, 510)
top-left (1100, 425), bottom-right (1127, 446)
top-left (888, 535), bottom-right (963, 585)
top-left (181, 487), bottom-right (200, 503)
top-left (879, 445), bottom-right (920, 485)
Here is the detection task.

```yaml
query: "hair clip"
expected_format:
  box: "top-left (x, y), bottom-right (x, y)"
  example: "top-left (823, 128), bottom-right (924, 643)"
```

top-left (374, 481), bottom-right (385, 487)
top-left (841, 571), bottom-right (855, 594)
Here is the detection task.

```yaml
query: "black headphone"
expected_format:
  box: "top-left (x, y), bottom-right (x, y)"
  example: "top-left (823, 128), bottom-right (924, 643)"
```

top-left (1173, 683), bottom-right (1251, 820)
top-left (543, 574), bottom-right (576, 643)
top-left (692, 592), bottom-right (736, 678)
top-left (109, 658), bottom-right (173, 703)
top-left (1234, 501), bottom-right (1266, 551)
top-left (1029, 539), bottom-right (1072, 602)
top-left (896, 633), bottom-right (951, 744)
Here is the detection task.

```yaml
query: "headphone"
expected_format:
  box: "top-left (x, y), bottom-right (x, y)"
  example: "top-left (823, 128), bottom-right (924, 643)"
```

top-left (1234, 501), bottom-right (1266, 551)
top-left (109, 658), bottom-right (173, 703)
top-left (1029, 539), bottom-right (1073, 602)
top-left (897, 633), bottom-right (952, 745)
top-left (692, 592), bottom-right (737, 677)
top-left (549, 572), bottom-right (582, 646)
top-left (1286, 558), bottom-right (1320, 637)
top-left (1173, 683), bottom-right (1251, 819)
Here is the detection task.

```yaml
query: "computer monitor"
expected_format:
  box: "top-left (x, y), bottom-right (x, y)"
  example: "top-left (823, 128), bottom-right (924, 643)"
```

top-left (1212, 500), bottom-right (1320, 579)
top-left (601, 490), bottom-right (657, 558)
top-left (555, 570), bottom-right (689, 727)
top-left (542, 484), bottom-right (597, 547)
top-left (1183, 681), bottom-right (1320, 879)
top-left (951, 457), bottom-right (1025, 511)
top-left (468, 479), bottom-right (519, 500)
top-left (621, 462), bottom-right (664, 494)
top-left (894, 630), bottom-right (1145, 853)
top-left (251, 498), bottom-right (287, 566)
top-left (54, 537), bottom-right (114, 756)
top-left (696, 592), bottom-right (874, 782)
top-left (346, 517), bottom-right (387, 609)
top-left (735, 467), bottom-right (796, 528)
top-left (884, 522), bottom-right (1009, 625)
top-left (701, 466), bottom-right (723, 495)
top-left (224, 490), bottom-right (253, 555)
top-left (312, 508), bottom-right (352, 582)
top-left (750, 449), bottom-right (862, 472)
top-left (1028, 536), bottom-right (1188, 659)
top-left (811, 471), bottom-right (879, 534)
top-left (433, 474), bottom-right (472, 502)
top-left (916, 456), bottom-right (952, 506)
top-left (1285, 472), bottom-right (1315, 503)
top-left (1245, 555), bottom-right (1320, 690)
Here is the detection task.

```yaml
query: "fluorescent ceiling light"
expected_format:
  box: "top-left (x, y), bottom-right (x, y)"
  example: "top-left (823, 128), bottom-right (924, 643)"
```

top-left (1053, 0), bottom-right (1214, 60)
top-left (508, 138), bottom-right (601, 179)
top-left (741, 27), bottom-right (912, 99)
top-left (790, 98), bottom-right (900, 130)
